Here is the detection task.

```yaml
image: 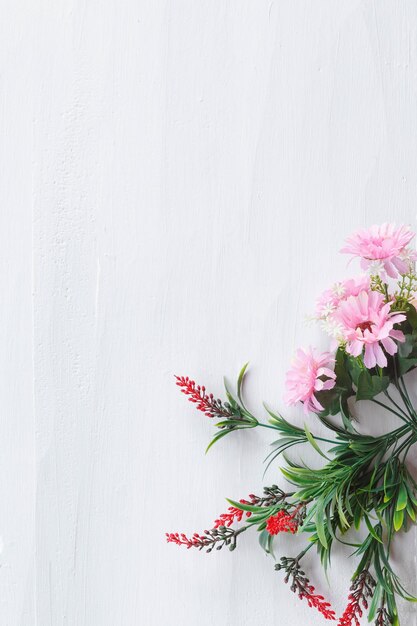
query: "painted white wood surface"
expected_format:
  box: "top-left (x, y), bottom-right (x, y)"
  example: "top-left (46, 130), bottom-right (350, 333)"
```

top-left (2, 0), bottom-right (417, 624)
top-left (0, 3), bottom-right (35, 624)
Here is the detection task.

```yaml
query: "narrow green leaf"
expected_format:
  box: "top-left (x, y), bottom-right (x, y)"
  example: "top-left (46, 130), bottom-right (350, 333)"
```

top-left (368, 583), bottom-right (382, 621)
top-left (315, 500), bottom-right (328, 549)
top-left (226, 498), bottom-right (265, 514)
top-left (406, 501), bottom-right (416, 522)
top-left (258, 529), bottom-right (274, 556)
top-left (364, 516), bottom-right (383, 544)
top-left (406, 483), bottom-right (417, 507)
top-left (205, 430), bottom-right (230, 453)
top-left (396, 483), bottom-right (408, 511)
top-left (339, 397), bottom-right (357, 433)
top-left (336, 493), bottom-right (349, 529)
top-left (237, 362), bottom-right (249, 406)
top-left (304, 423), bottom-right (329, 460)
top-left (394, 509), bottom-right (404, 532)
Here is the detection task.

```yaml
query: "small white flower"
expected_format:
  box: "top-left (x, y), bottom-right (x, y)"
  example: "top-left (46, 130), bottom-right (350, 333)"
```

top-left (366, 260), bottom-right (385, 277)
top-left (321, 317), bottom-right (344, 342)
top-left (332, 282), bottom-right (346, 297)
top-left (319, 303), bottom-right (336, 318)
top-left (399, 247), bottom-right (417, 271)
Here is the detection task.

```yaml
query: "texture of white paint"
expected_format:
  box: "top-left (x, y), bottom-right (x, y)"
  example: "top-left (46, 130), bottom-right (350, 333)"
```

top-left (1, 0), bottom-right (417, 624)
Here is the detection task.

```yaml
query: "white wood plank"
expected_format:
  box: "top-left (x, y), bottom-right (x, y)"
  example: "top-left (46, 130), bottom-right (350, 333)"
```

top-left (30, 1), bottom-right (417, 625)
top-left (0, 3), bottom-right (35, 624)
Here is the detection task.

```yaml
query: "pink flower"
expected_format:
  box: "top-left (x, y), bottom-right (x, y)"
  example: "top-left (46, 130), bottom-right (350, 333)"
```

top-left (336, 290), bottom-right (406, 368)
top-left (341, 223), bottom-right (416, 278)
top-left (316, 276), bottom-right (370, 318)
top-left (285, 348), bottom-right (336, 414)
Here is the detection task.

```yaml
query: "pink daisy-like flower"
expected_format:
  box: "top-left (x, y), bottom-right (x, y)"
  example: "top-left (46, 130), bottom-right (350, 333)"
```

top-left (316, 276), bottom-right (370, 319)
top-left (336, 290), bottom-right (406, 368)
top-left (285, 348), bottom-right (336, 414)
top-left (341, 223), bottom-right (416, 279)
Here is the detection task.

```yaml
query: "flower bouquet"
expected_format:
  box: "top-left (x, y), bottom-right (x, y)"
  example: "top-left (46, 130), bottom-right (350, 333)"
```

top-left (167, 224), bottom-right (417, 626)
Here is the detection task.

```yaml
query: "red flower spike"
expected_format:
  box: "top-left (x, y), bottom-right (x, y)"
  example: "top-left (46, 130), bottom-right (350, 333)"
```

top-left (166, 526), bottom-right (245, 553)
top-left (276, 557), bottom-right (336, 621)
top-left (167, 488), bottom-right (293, 553)
top-left (174, 376), bottom-right (233, 419)
top-left (266, 510), bottom-right (298, 535)
top-left (266, 503), bottom-right (306, 535)
top-left (338, 570), bottom-right (376, 626)
top-left (213, 500), bottom-right (251, 528)
top-left (305, 589), bottom-right (336, 621)
top-left (166, 532), bottom-right (202, 549)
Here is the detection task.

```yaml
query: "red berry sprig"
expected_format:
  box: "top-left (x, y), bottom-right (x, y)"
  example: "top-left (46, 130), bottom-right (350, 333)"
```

top-left (338, 570), bottom-right (376, 626)
top-left (266, 503), bottom-right (306, 535)
top-left (275, 557), bottom-right (336, 620)
top-left (166, 525), bottom-right (247, 553)
top-left (175, 376), bottom-right (234, 418)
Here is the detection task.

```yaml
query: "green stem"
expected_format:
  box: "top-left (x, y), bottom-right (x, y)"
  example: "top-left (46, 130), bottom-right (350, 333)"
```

top-left (397, 376), bottom-right (416, 419)
top-left (296, 542), bottom-right (314, 562)
top-left (370, 398), bottom-right (412, 425)
top-left (394, 433), bottom-right (417, 460)
top-left (383, 389), bottom-right (412, 420)
top-left (392, 358), bottom-right (417, 422)
top-left (258, 422), bottom-right (337, 445)
top-left (257, 422), bottom-right (284, 431)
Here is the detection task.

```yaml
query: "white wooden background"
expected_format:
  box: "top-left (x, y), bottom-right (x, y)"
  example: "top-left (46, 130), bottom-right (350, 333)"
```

top-left (2, 1), bottom-right (417, 624)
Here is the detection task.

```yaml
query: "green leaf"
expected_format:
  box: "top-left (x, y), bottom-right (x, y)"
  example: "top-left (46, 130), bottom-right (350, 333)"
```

top-left (356, 370), bottom-right (390, 401)
top-left (347, 356), bottom-right (362, 386)
top-left (226, 498), bottom-right (265, 514)
top-left (205, 430), bottom-right (230, 453)
top-left (334, 348), bottom-right (353, 389)
top-left (406, 501), bottom-right (416, 522)
top-left (339, 397), bottom-right (357, 433)
top-left (396, 483), bottom-right (408, 511)
top-left (406, 304), bottom-right (417, 331)
top-left (397, 332), bottom-right (417, 373)
top-left (237, 362), bottom-right (249, 407)
top-left (394, 509), bottom-right (404, 532)
top-left (364, 516), bottom-right (383, 544)
top-left (315, 499), bottom-right (328, 549)
top-left (304, 423), bottom-right (329, 460)
top-left (223, 379), bottom-right (239, 409)
top-left (336, 493), bottom-right (349, 529)
top-left (368, 583), bottom-right (382, 621)
top-left (373, 552), bottom-right (391, 594)
top-left (258, 529), bottom-right (274, 556)
top-left (406, 483), bottom-right (417, 507)
top-left (398, 356), bottom-right (417, 376)
top-left (353, 506), bottom-right (362, 530)
top-left (398, 333), bottom-right (415, 358)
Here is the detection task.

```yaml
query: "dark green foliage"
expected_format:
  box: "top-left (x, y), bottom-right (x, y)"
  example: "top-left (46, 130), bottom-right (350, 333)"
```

top-left (206, 348), bottom-right (417, 623)
top-left (175, 305), bottom-right (417, 624)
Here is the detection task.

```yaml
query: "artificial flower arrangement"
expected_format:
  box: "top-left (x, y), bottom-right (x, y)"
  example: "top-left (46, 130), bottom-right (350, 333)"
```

top-left (167, 224), bottom-right (417, 626)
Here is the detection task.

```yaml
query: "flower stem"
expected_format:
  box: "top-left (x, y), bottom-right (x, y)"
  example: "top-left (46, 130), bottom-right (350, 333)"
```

top-left (257, 421), bottom-right (337, 444)
top-left (370, 398), bottom-right (412, 425)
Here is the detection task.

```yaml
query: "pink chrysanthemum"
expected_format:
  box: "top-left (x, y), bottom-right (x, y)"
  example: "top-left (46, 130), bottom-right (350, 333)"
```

top-left (285, 348), bottom-right (336, 414)
top-left (341, 223), bottom-right (416, 278)
top-left (336, 290), bottom-right (406, 368)
top-left (316, 276), bottom-right (370, 318)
